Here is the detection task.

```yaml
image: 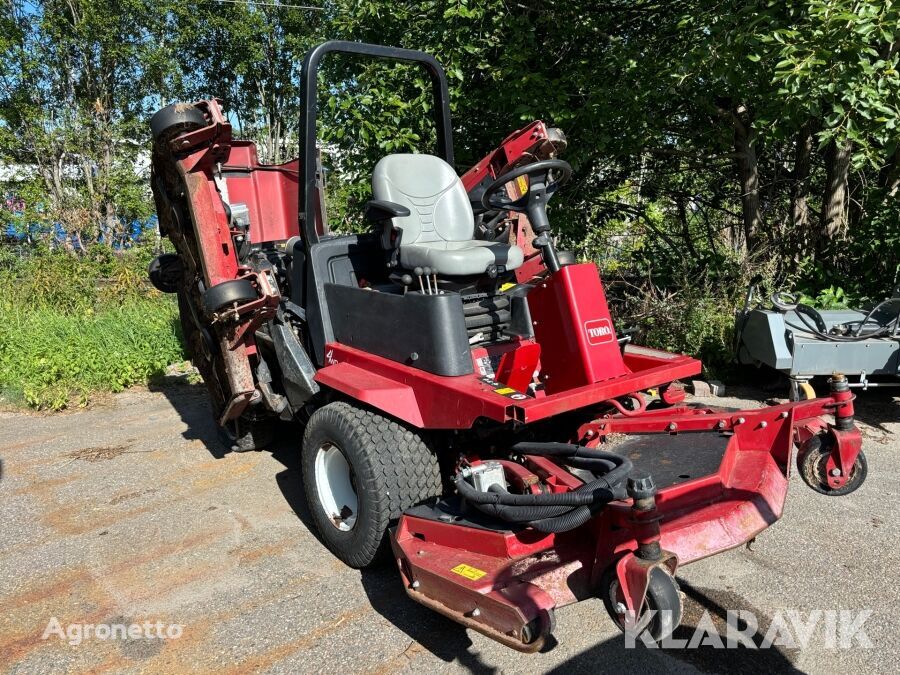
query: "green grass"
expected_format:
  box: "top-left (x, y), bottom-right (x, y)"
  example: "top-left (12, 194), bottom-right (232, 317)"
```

top-left (0, 296), bottom-right (184, 410)
top-left (0, 244), bottom-right (187, 410)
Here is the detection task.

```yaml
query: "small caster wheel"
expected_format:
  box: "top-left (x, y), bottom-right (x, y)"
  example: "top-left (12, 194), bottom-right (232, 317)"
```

top-left (150, 102), bottom-right (207, 143)
top-left (601, 565), bottom-right (683, 642)
top-left (202, 278), bottom-right (258, 315)
top-left (148, 253), bottom-right (183, 293)
top-left (798, 434), bottom-right (867, 496)
top-left (789, 380), bottom-right (816, 402)
top-left (219, 414), bottom-right (276, 453)
top-left (520, 609), bottom-right (555, 650)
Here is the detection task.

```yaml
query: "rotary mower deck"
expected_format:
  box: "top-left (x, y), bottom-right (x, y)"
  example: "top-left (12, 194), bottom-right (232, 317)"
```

top-left (148, 41), bottom-right (868, 651)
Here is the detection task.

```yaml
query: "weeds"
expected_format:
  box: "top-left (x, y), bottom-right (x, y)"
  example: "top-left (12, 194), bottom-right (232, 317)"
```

top-left (0, 245), bottom-right (184, 410)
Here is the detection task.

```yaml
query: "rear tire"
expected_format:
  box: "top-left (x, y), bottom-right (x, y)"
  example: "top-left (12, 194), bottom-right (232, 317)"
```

top-left (301, 401), bottom-right (442, 568)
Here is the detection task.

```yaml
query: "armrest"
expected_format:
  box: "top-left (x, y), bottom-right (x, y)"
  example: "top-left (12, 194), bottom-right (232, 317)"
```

top-left (364, 199), bottom-right (410, 223)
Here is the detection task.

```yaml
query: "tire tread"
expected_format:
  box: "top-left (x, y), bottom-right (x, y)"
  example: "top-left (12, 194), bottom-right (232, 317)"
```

top-left (302, 401), bottom-right (442, 568)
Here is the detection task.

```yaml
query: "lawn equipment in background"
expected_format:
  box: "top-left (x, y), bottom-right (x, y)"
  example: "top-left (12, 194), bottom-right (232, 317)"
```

top-left (735, 278), bottom-right (900, 400)
top-left (149, 41), bottom-right (869, 651)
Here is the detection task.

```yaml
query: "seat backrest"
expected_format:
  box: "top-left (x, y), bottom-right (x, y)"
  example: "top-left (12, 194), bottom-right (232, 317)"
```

top-left (372, 154), bottom-right (474, 249)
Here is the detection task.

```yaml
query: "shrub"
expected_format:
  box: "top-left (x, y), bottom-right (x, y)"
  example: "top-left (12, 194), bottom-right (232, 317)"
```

top-left (0, 245), bottom-right (185, 410)
top-left (621, 254), bottom-right (778, 377)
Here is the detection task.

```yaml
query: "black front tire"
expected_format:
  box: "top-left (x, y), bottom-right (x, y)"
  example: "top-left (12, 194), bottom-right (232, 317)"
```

top-left (301, 401), bottom-right (442, 568)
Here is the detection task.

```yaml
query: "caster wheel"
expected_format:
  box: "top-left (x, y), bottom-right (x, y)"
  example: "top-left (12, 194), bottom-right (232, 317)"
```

top-left (148, 253), bottom-right (183, 294)
top-left (601, 565), bottom-right (682, 642)
top-left (520, 609), bottom-right (555, 649)
top-left (219, 415), bottom-right (276, 453)
top-left (202, 278), bottom-right (258, 315)
top-left (150, 103), bottom-right (206, 143)
top-left (789, 380), bottom-right (816, 402)
top-left (798, 434), bottom-right (867, 496)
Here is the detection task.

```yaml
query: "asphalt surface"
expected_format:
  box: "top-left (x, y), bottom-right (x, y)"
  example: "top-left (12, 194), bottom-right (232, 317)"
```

top-left (1, 381), bottom-right (898, 674)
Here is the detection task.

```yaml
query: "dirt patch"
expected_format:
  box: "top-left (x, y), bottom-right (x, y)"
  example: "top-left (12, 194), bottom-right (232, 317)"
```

top-left (109, 488), bottom-right (159, 505)
top-left (67, 445), bottom-right (129, 462)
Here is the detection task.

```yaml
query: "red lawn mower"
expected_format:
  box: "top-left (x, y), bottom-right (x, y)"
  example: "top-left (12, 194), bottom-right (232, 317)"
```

top-left (149, 41), bottom-right (867, 651)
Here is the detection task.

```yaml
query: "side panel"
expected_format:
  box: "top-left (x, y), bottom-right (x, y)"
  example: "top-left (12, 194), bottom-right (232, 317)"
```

top-left (527, 263), bottom-right (629, 393)
top-left (326, 285), bottom-right (474, 377)
top-left (222, 142), bottom-right (300, 245)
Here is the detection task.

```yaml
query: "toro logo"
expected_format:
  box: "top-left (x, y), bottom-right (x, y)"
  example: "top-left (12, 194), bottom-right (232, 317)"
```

top-left (584, 318), bottom-right (614, 346)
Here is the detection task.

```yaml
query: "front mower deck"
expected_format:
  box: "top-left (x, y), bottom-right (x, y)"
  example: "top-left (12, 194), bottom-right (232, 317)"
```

top-left (392, 404), bottom-right (796, 651)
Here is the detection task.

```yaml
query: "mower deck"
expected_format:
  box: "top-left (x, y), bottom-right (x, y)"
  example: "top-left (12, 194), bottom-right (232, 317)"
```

top-left (393, 406), bottom-right (794, 651)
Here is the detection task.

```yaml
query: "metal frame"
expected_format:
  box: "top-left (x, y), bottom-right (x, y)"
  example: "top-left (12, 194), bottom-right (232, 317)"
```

top-left (297, 40), bottom-right (455, 247)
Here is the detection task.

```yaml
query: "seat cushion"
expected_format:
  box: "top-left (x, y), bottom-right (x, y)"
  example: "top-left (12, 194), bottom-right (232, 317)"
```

top-left (400, 240), bottom-right (524, 276)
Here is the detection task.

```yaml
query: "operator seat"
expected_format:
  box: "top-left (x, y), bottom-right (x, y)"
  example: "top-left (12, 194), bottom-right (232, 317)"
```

top-left (372, 154), bottom-right (524, 276)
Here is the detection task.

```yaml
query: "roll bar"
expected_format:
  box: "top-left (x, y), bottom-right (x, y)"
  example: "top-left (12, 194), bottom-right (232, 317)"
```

top-left (298, 40), bottom-right (455, 247)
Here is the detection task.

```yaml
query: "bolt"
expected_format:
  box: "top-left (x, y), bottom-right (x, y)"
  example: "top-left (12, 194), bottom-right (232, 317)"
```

top-left (735, 417), bottom-right (745, 425)
top-left (778, 411), bottom-right (789, 419)
top-left (411, 580), bottom-right (420, 589)
top-left (615, 602), bottom-right (627, 615)
top-left (830, 468), bottom-right (842, 477)
top-left (471, 608), bottom-right (481, 617)
top-left (716, 420), bottom-right (726, 429)
top-left (585, 430), bottom-right (595, 439)
top-left (759, 421), bottom-right (768, 429)
top-left (667, 422), bottom-right (677, 432)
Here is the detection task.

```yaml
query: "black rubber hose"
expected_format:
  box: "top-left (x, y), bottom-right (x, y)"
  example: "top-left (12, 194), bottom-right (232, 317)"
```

top-left (512, 443), bottom-right (631, 483)
top-left (455, 473), bottom-right (601, 506)
top-left (454, 444), bottom-right (634, 533)
top-left (454, 456), bottom-right (630, 507)
top-left (528, 504), bottom-right (594, 532)
top-left (470, 500), bottom-right (574, 522)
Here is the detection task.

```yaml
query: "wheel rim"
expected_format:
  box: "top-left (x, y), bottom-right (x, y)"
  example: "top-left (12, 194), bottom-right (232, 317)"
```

top-left (607, 579), bottom-right (652, 634)
top-left (314, 442), bottom-right (358, 531)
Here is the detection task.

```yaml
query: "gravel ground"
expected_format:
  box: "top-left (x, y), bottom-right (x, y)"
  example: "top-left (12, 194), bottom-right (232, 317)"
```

top-left (0, 382), bottom-right (897, 674)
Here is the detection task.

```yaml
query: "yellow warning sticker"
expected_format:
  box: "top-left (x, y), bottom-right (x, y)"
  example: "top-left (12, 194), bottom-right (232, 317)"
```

top-left (493, 387), bottom-right (516, 395)
top-left (451, 563), bottom-right (487, 580)
top-left (516, 175), bottom-right (529, 195)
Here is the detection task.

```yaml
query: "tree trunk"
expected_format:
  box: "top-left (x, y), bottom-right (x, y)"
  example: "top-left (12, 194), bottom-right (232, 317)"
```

top-left (820, 140), bottom-right (852, 245)
top-left (731, 104), bottom-right (762, 252)
top-left (790, 123), bottom-right (813, 237)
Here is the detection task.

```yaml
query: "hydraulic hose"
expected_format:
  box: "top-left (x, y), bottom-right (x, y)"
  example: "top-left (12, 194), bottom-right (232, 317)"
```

top-left (455, 443), bottom-right (633, 533)
top-left (773, 291), bottom-right (900, 342)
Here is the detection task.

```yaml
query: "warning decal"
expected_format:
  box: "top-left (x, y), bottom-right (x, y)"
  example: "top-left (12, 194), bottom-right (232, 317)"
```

top-left (451, 563), bottom-right (487, 580)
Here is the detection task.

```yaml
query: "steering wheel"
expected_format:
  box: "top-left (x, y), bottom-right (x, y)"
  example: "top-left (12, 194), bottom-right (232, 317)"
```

top-left (480, 159), bottom-right (572, 272)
